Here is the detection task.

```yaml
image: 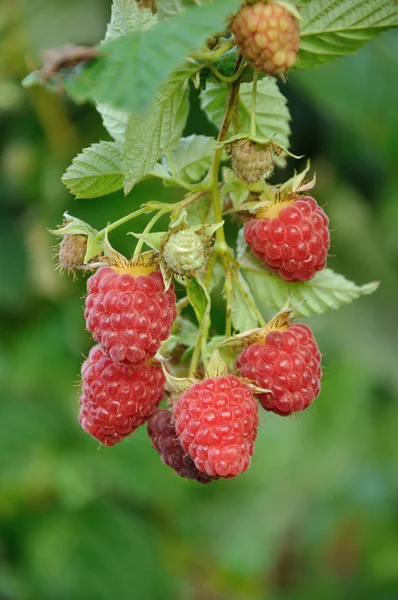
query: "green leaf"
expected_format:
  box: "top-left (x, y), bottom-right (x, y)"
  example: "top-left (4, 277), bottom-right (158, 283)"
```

top-left (68, 0), bottom-right (240, 113)
top-left (231, 273), bottom-right (259, 333)
top-left (156, 0), bottom-right (213, 19)
top-left (297, 0), bottom-right (398, 69)
top-left (96, 104), bottom-right (129, 143)
top-left (122, 73), bottom-right (189, 193)
top-left (174, 315), bottom-right (199, 348)
top-left (97, 0), bottom-right (158, 142)
top-left (185, 193), bottom-right (213, 226)
top-left (242, 259), bottom-right (379, 317)
top-left (105, 0), bottom-right (157, 40)
top-left (62, 141), bottom-right (124, 199)
top-left (187, 277), bottom-right (210, 323)
top-left (164, 135), bottom-right (216, 183)
top-left (201, 78), bottom-right (291, 149)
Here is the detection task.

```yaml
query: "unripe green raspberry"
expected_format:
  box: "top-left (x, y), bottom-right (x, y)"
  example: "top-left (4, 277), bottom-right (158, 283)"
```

top-left (230, 139), bottom-right (274, 183)
top-left (59, 234), bottom-right (87, 270)
top-left (231, 1), bottom-right (300, 75)
top-left (163, 229), bottom-right (205, 275)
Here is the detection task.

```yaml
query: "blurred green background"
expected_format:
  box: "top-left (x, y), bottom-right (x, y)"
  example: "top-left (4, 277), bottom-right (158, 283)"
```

top-left (1, 2), bottom-right (398, 599)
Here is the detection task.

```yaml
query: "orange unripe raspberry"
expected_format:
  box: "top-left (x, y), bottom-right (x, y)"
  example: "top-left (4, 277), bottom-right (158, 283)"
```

top-left (231, 1), bottom-right (300, 75)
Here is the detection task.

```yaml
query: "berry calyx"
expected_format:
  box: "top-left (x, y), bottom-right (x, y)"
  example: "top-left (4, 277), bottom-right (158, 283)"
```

top-left (147, 409), bottom-right (217, 484)
top-left (163, 229), bottom-right (205, 276)
top-left (236, 322), bottom-right (322, 416)
top-left (231, 1), bottom-right (300, 75)
top-left (79, 345), bottom-right (165, 446)
top-left (173, 375), bottom-right (258, 478)
top-left (85, 265), bottom-right (177, 365)
top-left (229, 139), bottom-right (274, 183)
top-left (244, 195), bottom-right (330, 281)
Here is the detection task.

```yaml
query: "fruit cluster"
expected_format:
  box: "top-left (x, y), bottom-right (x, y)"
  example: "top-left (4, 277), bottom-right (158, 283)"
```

top-left (53, 0), bottom-right (334, 484)
top-left (74, 251), bottom-right (323, 482)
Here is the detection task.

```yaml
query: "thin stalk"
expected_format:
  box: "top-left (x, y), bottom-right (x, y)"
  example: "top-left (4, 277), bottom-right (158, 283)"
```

top-left (211, 56), bottom-right (244, 338)
top-left (188, 55), bottom-right (244, 375)
top-left (176, 297), bottom-right (189, 312)
top-left (239, 262), bottom-right (273, 277)
top-left (96, 206), bottom-right (152, 238)
top-left (189, 336), bottom-right (202, 378)
top-left (250, 69), bottom-right (259, 138)
top-left (132, 206), bottom-right (170, 258)
top-left (207, 58), bottom-right (247, 84)
top-left (189, 39), bottom-right (234, 62)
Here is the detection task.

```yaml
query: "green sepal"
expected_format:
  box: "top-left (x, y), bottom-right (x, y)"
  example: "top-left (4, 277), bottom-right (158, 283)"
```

top-left (205, 349), bottom-right (228, 379)
top-left (48, 212), bottom-right (99, 238)
top-left (278, 160), bottom-right (316, 197)
top-left (159, 260), bottom-right (174, 292)
top-left (85, 237), bottom-right (104, 263)
top-left (128, 231), bottom-right (164, 251)
top-left (162, 365), bottom-right (196, 394)
top-left (218, 133), bottom-right (302, 160)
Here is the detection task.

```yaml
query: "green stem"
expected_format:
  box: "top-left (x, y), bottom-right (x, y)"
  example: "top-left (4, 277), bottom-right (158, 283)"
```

top-left (189, 39), bottom-right (234, 62)
top-left (96, 206), bottom-right (152, 238)
top-left (189, 336), bottom-right (202, 378)
top-left (132, 206), bottom-right (170, 258)
top-left (207, 58), bottom-right (247, 84)
top-left (250, 69), bottom-right (259, 138)
top-left (176, 296), bottom-right (189, 312)
top-left (239, 262), bottom-right (273, 277)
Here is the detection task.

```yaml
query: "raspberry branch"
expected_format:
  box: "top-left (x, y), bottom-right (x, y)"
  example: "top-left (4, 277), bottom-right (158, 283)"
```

top-left (43, 0), bottom-right (383, 482)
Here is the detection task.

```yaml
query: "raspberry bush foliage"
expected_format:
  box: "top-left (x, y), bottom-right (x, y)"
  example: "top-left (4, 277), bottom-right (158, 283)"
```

top-left (26, 0), bottom-right (397, 482)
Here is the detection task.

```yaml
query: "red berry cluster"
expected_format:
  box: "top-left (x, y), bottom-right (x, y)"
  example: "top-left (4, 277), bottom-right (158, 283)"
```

top-left (244, 196), bottom-right (330, 281)
top-left (78, 265), bottom-right (177, 446)
top-left (237, 323), bottom-right (322, 416)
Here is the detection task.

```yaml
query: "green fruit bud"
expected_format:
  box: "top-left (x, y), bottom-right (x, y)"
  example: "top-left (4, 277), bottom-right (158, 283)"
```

top-left (163, 230), bottom-right (205, 275)
top-left (230, 139), bottom-right (274, 183)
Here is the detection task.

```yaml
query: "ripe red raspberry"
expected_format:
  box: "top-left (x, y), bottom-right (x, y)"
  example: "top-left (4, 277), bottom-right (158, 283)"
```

top-left (231, 1), bottom-right (300, 75)
top-left (236, 323), bottom-right (322, 416)
top-left (85, 266), bottom-right (177, 365)
top-left (244, 196), bottom-right (330, 282)
top-left (173, 375), bottom-right (258, 478)
top-left (79, 345), bottom-right (165, 446)
top-left (147, 409), bottom-right (216, 484)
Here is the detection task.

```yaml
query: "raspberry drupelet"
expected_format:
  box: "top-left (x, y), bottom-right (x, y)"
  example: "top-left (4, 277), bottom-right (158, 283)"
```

top-left (244, 196), bottom-right (330, 282)
top-left (147, 409), bottom-right (217, 484)
top-left (231, 1), bottom-right (300, 75)
top-left (173, 375), bottom-right (258, 478)
top-left (79, 345), bottom-right (165, 446)
top-left (237, 323), bottom-right (322, 416)
top-left (85, 265), bottom-right (177, 365)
